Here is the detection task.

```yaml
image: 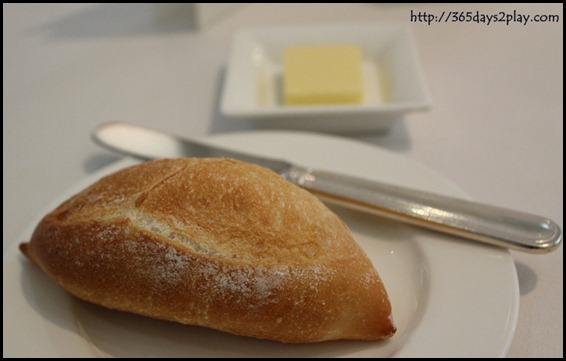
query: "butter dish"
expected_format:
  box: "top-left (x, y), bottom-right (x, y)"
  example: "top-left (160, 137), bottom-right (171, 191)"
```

top-left (220, 23), bottom-right (431, 133)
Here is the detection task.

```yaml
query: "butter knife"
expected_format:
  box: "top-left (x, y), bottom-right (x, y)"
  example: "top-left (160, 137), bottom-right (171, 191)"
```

top-left (92, 122), bottom-right (562, 253)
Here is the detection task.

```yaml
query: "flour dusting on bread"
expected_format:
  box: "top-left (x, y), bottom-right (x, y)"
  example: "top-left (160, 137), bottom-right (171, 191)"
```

top-left (20, 158), bottom-right (395, 343)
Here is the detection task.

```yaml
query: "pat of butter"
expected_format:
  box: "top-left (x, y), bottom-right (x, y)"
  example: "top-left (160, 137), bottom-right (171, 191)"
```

top-left (283, 45), bottom-right (363, 106)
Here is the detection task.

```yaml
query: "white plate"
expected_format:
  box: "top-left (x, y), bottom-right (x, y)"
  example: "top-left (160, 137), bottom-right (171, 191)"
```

top-left (3, 131), bottom-right (518, 357)
top-left (220, 24), bottom-right (432, 133)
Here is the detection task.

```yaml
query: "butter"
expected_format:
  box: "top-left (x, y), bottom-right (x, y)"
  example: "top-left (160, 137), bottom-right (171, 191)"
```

top-left (283, 45), bottom-right (363, 106)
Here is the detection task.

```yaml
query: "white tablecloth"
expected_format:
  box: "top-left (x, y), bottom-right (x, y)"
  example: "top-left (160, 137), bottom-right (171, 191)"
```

top-left (3, 3), bottom-right (562, 357)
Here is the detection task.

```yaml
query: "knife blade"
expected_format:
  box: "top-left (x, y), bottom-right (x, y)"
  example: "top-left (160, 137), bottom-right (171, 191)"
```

top-left (92, 122), bottom-right (562, 253)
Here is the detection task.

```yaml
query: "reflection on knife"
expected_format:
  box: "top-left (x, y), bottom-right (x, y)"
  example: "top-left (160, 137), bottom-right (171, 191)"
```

top-left (92, 122), bottom-right (562, 254)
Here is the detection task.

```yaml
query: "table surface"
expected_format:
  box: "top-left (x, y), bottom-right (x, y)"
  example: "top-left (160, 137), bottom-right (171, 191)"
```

top-left (3, 3), bottom-right (563, 358)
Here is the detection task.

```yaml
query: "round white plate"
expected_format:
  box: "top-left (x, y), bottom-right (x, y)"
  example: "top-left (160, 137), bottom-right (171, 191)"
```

top-left (3, 131), bottom-right (518, 357)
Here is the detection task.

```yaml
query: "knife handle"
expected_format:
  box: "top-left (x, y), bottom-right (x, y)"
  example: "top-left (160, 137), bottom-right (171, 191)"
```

top-left (285, 166), bottom-right (562, 253)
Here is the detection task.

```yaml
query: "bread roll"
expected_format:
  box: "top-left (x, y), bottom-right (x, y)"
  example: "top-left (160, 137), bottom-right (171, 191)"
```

top-left (20, 158), bottom-right (395, 343)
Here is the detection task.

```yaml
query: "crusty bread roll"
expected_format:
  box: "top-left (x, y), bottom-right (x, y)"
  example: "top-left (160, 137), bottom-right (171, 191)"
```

top-left (20, 158), bottom-right (395, 343)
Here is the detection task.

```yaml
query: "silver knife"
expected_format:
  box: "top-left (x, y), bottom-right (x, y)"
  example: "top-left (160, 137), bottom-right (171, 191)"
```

top-left (92, 122), bottom-right (562, 253)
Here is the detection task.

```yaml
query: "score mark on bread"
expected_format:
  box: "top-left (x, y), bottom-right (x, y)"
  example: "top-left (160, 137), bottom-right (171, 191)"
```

top-left (19, 158), bottom-right (395, 343)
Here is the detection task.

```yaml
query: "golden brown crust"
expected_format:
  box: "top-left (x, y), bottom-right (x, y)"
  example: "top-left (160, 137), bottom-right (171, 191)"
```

top-left (20, 158), bottom-right (395, 343)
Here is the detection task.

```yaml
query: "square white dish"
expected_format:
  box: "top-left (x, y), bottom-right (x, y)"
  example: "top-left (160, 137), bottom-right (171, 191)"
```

top-left (220, 23), bottom-right (432, 133)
